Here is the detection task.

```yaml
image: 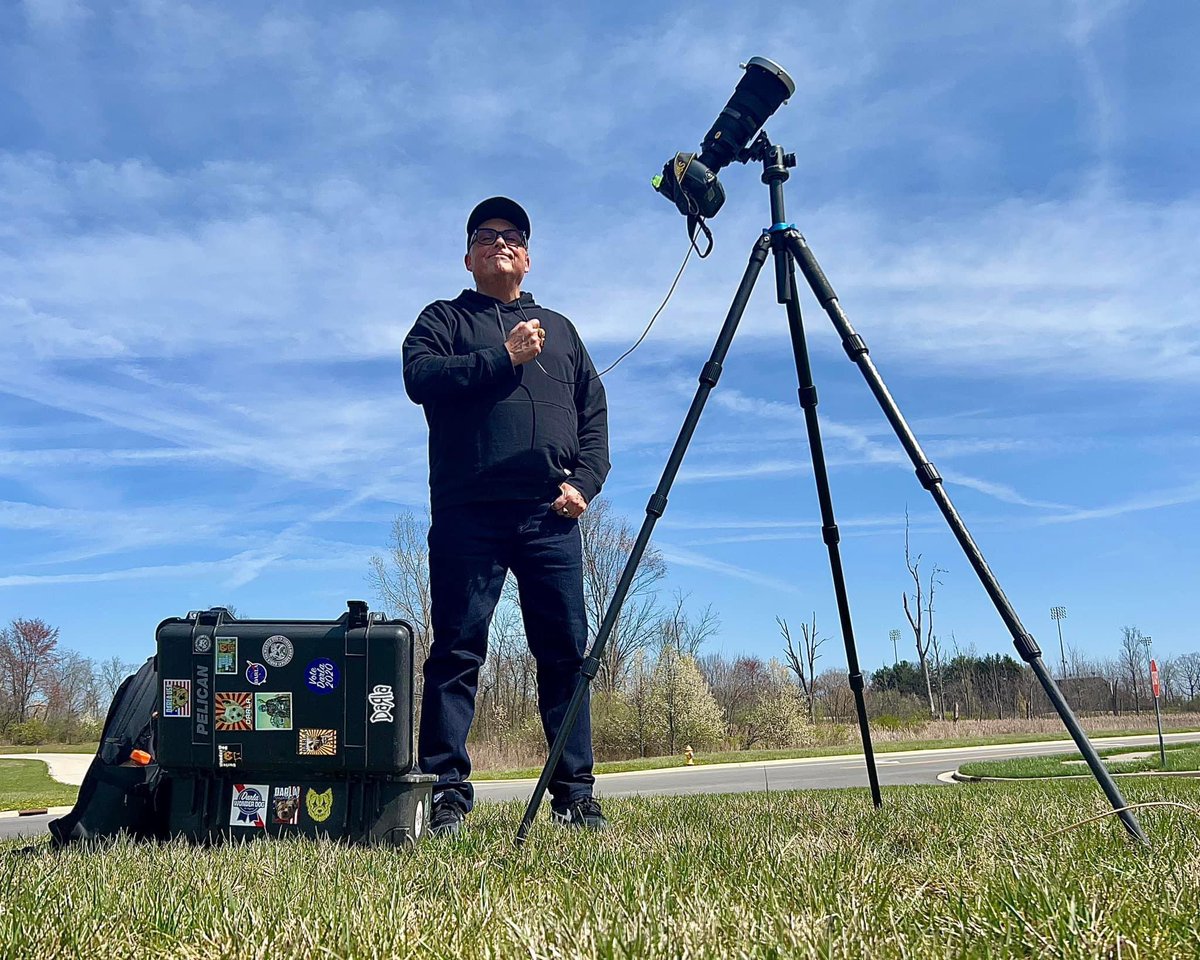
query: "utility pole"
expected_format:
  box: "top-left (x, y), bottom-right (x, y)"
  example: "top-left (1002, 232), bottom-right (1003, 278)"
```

top-left (1050, 605), bottom-right (1068, 679)
top-left (889, 629), bottom-right (901, 666)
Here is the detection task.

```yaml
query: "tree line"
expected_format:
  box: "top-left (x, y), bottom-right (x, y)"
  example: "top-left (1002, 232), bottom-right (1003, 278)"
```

top-left (7, 502), bottom-right (1195, 753)
top-left (0, 618), bottom-right (135, 743)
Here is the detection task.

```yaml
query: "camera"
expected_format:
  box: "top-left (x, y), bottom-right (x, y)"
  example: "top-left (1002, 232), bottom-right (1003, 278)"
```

top-left (652, 57), bottom-right (796, 220)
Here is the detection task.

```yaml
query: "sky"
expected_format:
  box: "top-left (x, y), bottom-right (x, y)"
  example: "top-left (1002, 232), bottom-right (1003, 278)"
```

top-left (2, 0), bottom-right (1197, 676)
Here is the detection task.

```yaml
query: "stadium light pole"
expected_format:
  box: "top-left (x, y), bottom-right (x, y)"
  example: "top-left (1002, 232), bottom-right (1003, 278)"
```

top-left (1050, 606), bottom-right (1068, 679)
top-left (889, 629), bottom-right (901, 666)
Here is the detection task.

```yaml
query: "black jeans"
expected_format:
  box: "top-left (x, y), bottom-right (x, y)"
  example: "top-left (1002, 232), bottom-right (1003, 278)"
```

top-left (419, 498), bottom-right (594, 812)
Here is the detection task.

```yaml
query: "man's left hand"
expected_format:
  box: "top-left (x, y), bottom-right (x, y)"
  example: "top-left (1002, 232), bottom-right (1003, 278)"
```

top-left (551, 482), bottom-right (588, 519)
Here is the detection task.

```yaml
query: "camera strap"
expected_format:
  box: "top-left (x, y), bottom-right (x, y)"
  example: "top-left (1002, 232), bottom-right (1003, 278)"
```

top-left (686, 214), bottom-right (714, 258)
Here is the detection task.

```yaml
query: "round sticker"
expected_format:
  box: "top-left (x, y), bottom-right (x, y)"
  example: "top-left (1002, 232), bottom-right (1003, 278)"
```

top-left (304, 658), bottom-right (340, 695)
top-left (194, 634), bottom-right (212, 653)
top-left (263, 635), bottom-right (294, 668)
top-left (246, 662), bottom-right (268, 686)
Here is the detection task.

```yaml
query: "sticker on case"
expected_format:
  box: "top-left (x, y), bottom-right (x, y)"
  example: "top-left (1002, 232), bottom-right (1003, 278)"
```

top-left (214, 691), bottom-right (253, 731)
top-left (305, 788), bottom-right (333, 823)
top-left (271, 786), bottom-right (301, 825)
top-left (298, 728), bottom-right (337, 756)
top-left (368, 684), bottom-right (395, 723)
top-left (215, 636), bottom-right (238, 674)
top-left (246, 662), bottom-right (268, 686)
top-left (304, 658), bottom-right (340, 695)
top-left (262, 635), bottom-right (293, 668)
top-left (229, 783), bottom-right (268, 828)
top-left (254, 692), bottom-right (293, 730)
top-left (163, 680), bottom-right (191, 718)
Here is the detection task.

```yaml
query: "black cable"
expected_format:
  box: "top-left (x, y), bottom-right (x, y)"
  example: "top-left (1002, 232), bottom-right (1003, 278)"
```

top-left (523, 239), bottom-right (696, 386)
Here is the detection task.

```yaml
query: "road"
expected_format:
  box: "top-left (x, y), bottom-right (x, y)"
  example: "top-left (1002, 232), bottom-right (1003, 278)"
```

top-left (4, 732), bottom-right (1197, 842)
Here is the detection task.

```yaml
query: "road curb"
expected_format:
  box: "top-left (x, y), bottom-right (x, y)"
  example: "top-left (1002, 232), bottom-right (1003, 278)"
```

top-left (949, 768), bottom-right (1200, 784)
top-left (0, 806), bottom-right (71, 820)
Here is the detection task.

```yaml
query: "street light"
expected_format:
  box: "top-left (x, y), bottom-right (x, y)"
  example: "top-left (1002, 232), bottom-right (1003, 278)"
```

top-left (889, 629), bottom-right (901, 666)
top-left (1050, 605), bottom-right (1068, 678)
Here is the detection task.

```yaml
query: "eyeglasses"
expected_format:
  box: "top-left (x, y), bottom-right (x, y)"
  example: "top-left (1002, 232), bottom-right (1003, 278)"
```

top-left (470, 228), bottom-right (528, 249)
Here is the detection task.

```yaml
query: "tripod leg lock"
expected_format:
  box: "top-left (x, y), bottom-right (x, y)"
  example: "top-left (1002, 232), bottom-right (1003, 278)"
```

top-left (841, 333), bottom-right (868, 360)
top-left (798, 384), bottom-right (818, 409)
top-left (699, 360), bottom-right (722, 387)
top-left (915, 461), bottom-right (942, 490)
top-left (1014, 633), bottom-right (1042, 662)
top-left (847, 671), bottom-right (866, 693)
top-left (580, 655), bottom-right (602, 680)
top-left (822, 523), bottom-right (840, 546)
top-left (646, 492), bottom-right (669, 518)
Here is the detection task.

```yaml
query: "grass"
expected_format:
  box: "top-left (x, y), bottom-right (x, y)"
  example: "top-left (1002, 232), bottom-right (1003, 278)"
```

top-left (0, 743), bottom-right (98, 755)
top-left (473, 725), bottom-right (1200, 780)
top-left (0, 744), bottom-right (98, 758)
top-left (2, 780), bottom-right (1198, 958)
top-left (959, 743), bottom-right (1200, 780)
top-left (0, 759), bottom-right (81, 812)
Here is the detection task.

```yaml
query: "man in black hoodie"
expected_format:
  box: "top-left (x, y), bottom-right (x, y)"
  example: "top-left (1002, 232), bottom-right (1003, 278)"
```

top-left (403, 197), bottom-right (610, 836)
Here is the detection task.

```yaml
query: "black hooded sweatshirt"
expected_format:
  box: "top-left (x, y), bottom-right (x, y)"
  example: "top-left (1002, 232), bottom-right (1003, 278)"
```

top-left (403, 289), bottom-right (610, 513)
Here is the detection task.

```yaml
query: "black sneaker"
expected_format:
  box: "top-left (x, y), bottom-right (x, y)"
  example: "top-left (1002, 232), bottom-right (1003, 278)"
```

top-left (551, 796), bottom-right (607, 830)
top-left (428, 801), bottom-right (466, 837)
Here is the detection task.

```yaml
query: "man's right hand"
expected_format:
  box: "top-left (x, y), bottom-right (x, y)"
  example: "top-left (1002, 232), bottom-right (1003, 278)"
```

top-left (506, 319), bottom-right (545, 366)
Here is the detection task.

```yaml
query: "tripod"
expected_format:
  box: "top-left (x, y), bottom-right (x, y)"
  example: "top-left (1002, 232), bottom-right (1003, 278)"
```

top-left (515, 133), bottom-right (1148, 846)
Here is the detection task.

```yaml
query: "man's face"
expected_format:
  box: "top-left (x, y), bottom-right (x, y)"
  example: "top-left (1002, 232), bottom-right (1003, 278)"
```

top-left (465, 217), bottom-right (530, 286)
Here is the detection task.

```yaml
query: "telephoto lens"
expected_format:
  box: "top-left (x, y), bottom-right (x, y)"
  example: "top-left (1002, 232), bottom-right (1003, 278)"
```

top-left (697, 57), bottom-right (795, 172)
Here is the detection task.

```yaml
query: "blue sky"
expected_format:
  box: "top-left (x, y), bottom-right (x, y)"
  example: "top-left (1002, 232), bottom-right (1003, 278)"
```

top-left (2, 0), bottom-right (1197, 674)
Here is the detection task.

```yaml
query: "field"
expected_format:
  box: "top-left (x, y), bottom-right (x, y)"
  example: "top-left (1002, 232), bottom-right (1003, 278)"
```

top-left (3, 779), bottom-right (1198, 959)
top-left (468, 714), bottom-right (1200, 778)
top-left (0, 759), bottom-right (82, 812)
top-left (959, 742), bottom-right (1200, 779)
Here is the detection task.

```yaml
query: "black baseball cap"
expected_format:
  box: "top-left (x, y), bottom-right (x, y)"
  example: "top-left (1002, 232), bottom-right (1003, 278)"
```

top-left (466, 196), bottom-right (531, 240)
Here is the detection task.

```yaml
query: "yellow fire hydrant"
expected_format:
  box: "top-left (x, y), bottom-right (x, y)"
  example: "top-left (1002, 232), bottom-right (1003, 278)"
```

top-left (684, 745), bottom-right (695, 766)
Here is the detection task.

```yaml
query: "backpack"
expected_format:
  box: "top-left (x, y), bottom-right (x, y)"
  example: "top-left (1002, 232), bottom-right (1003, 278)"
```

top-left (48, 657), bottom-right (167, 844)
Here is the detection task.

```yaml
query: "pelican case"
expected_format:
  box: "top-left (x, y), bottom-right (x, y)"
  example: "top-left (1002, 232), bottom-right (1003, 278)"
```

top-left (153, 600), bottom-right (434, 845)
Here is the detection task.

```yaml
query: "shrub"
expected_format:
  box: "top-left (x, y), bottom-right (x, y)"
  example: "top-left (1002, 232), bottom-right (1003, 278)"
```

top-left (8, 718), bottom-right (51, 745)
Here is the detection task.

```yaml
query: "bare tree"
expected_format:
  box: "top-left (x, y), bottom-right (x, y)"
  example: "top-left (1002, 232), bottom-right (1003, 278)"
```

top-left (925, 568), bottom-right (947, 718)
top-left (580, 499), bottom-right (667, 692)
top-left (901, 511), bottom-right (938, 718)
top-left (0, 618), bottom-right (61, 724)
top-left (813, 668), bottom-right (856, 724)
top-left (369, 509), bottom-right (435, 670)
top-left (780, 612), bottom-right (826, 722)
top-left (43, 651), bottom-right (98, 726)
top-left (96, 656), bottom-right (136, 704)
top-left (1118, 626), bottom-right (1146, 715)
top-left (1157, 656), bottom-right (1179, 703)
top-left (477, 577), bottom-right (536, 735)
top-left (659, 590), bottom-right (719, 659)
top-left (626, 648), bottom-right (656, 757)
top-left (1179, 652), bottom-right (1200, 702)
top-left (702, 653), bottom-right (767, 741)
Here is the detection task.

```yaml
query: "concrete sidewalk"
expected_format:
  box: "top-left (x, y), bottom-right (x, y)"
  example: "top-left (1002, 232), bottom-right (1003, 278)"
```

top-left (0, 753), bottom-right (92, 786)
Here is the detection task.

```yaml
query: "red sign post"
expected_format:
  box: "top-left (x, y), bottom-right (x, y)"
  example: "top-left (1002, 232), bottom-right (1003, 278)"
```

top-left (1149, 659), bottom-right (1165, 765)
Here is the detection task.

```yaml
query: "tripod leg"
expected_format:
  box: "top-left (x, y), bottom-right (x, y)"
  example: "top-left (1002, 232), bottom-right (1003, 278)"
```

top-left (776, 247), bottom-right (883, 807)
top-left (513, 233), bottom-right (773, 846)
top-left (783, 229), bottom-right (1149, 844)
